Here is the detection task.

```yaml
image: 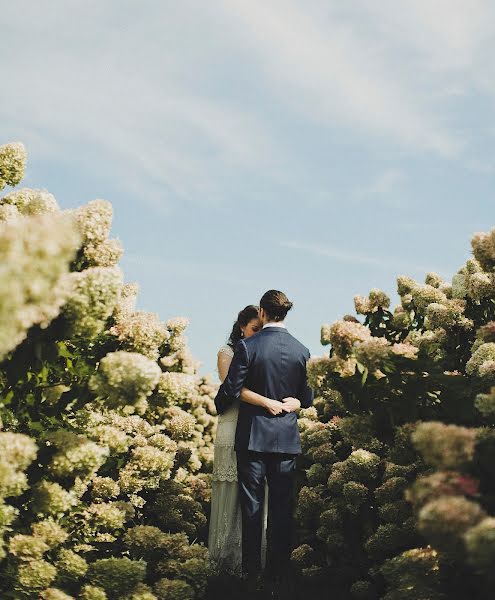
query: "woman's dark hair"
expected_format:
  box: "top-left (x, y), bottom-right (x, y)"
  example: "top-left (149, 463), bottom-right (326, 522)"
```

top-left (227, 305), bottom-right (260, 350)
top-left (259, 289), bottom-right (293, 322)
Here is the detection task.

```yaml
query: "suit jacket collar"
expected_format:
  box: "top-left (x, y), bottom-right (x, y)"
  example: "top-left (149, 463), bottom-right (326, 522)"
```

top-left (259, 326), bottom-right (290, 334)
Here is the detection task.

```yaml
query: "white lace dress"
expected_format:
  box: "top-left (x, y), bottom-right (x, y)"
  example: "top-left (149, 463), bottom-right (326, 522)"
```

top-left (208, 344), bottom-right (268, 576)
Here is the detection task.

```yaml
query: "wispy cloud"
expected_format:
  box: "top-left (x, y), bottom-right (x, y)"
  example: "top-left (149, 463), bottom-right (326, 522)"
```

top-left (219, 0), bottom-right (463, 157)
top-left (280, 240), bottom-right (447, 276)
top-left (122, 253), bottom-right (259, 287)
top-left (353, 169), bottom-right (407, 205)
top-left (0, 2), bottom-right (281, 210)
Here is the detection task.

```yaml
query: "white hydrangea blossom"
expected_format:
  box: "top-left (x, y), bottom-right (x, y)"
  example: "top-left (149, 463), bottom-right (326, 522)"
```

top-left (0, 142), bottom-right (27, 190)
top-left (0, 212), bottom-right (81, 359)
top-left (166, 317), bottom-right (189, 336)
top-left (156, 372), bottom-right (196, 404)
top-left (0, 433), bottom-right (38, 499)
top-left (113, 282), bottom-right (139, 319)
top-left (89, 351), bottom-right (161, 408)
top-left (109, 310), bottom-right (169, 361)
top-left (0, 203), bottom-right (20, 222)
top-left (72, 199), bottom-right (113, 246)
top-left (2, 188), bottom-right (59, 215)
top-left (62, 266), bottom-right (123, 339)
top-left (328, 320), bottom-right (371, 357)
top-left (82, 238), bottom-right (124, 268)
top-left (466, 343), bottom-right (495, 376)
top-left (471, 229), bottom-right (495, 270)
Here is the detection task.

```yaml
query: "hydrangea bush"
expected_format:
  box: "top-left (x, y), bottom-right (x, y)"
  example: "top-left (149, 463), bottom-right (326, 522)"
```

top-left (292, 230), bottom-right (495, 599)
top-left (0, 142), bottom-right (216, 599)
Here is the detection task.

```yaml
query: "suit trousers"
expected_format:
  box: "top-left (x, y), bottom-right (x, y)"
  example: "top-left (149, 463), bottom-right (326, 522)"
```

top-left (236, 449), bottom-right (297, 577)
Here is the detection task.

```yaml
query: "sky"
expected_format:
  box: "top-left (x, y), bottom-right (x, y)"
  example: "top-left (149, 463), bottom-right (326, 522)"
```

top-left (1, 0), bottom-right (494, 376)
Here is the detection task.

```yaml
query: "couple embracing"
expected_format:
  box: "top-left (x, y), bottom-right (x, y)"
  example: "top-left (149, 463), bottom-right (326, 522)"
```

top-left (208, 290), bottom-right (314, 594)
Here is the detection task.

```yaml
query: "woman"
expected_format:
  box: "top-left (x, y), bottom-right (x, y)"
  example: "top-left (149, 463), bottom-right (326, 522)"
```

top-left (208, 305), bottom-right (287, 576)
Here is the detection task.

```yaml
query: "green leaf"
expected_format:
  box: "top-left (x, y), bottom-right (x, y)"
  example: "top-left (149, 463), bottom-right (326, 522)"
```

top-left (2, 390), bottom-right (14, 406)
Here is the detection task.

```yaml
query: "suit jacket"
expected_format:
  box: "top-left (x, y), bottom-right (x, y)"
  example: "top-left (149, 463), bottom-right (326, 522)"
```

top-left (214, 326), bottom-right (313, 454)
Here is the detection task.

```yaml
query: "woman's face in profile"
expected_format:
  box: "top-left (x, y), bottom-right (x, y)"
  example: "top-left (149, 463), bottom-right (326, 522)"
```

top-left (242, 317), bottom-right (261, 338)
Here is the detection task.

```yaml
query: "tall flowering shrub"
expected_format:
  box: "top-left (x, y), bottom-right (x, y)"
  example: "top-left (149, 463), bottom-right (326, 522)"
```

top-left (292, 228), bottom-right (495, 599)
top-left (0, 142), bottom-right (215, 600)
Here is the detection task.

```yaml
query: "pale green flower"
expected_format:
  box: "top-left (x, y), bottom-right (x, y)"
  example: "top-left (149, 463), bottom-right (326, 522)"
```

top-left (390, 306), bottom-right (412, 330)
top-left (471, 229), bottom-right (495, 270)
top-left (89, 351), bottom-right (161, 409)
top-left (475, 387), bottom-right (495, 416)
top-left (306, 356), bottom-right (333, 390)
top-left (80, 585), bottom-right (108, 600)
top-left (451, 272), bottom-right (468, 300)
top-left (119, 446), bottom-right (175, 494)
top-left (0, 432), bottom-right (37, 499)
top-left (391, 342), bottom-right (419, 359)
top-left (17, 559), bottom-right (57, 591)
top-left (62, 266), bottom-right (123, 339)
top-left (466, 342), bottom-right (495, 376)
top-left (328, 320), bottom-right (371, 357)
top-left (32, 481), bottom-right (77, 516)
top-left (156, 372), bottom-right (196, 404)
top-left (396, 275), bottom-right (417, 296)
top-left (353, 295), bottom-right (371, 315)
top-left (91, 476), bottom-right (120, 501)
top-left (0, 211), bottom-right (81, 359)
top-left (47, 431), bottom-right (109, 479)
top-left (40, 589), bottom-right (75, 600)
top-left (354, 337), bottom-right (391, 373)
top-left (368, 288), bottom-right (391, 311)
top-left (424, 299), bottom-right (466, 330)
top-left (166, 317), bottom-right (189, 336)
top-left (411, 284), bottom-right (448, 314)
top-left (79, 503), bottom-right (127, 542)
top-left (110, 310), bottom-right (169, 360)
top-left (73, 199), bottom-right (113, 246)
top-left (83, 238), bottom-right (124, 268)
top-left (2, 188), bottom-right (59, 215)
top-left (31, 520), bottom-right (68, 548)
top-left (465, 517), bottom-right (495, 571)
top-left (55, 548), bottom-right (88, 578)
top-left (89, 425), bottom-right (130, 454)
top-left (9, 534), bottom-right (49, 561)
top-left (113, 282), bottom-right (139, 320)
top-left (320, 323), bottom-right (332, 345)
top-left (0, 142), bottom-right (27, 189)
top-left (467, 272), bottom-right (495, 301)
top-left (412, 421), bottom-right (476, 469)
top-left (425, 272), bottom-right (444, 288)
top-left (0, 203), bottom-right (20, 222)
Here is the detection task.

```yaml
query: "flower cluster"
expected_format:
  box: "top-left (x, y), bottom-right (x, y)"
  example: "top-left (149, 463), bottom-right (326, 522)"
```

top-left (62, 267), bottom-right (123, 339)
top-left (0, 142), bottom-right (26, 190)
top-left (89, 351), bottom-right (161, 413)
top-left (109, 310), bottom-right (169, 361)
top-left (0, 211), bottom-right (81, 358)
top-left (0, 142), bottom-right (214, 599)
top-left (354, 288), bottom-right (391, 315)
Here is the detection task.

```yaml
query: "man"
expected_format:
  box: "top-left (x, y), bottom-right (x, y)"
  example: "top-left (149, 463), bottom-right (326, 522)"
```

top-left (214, 290), bottom-right (313, 594)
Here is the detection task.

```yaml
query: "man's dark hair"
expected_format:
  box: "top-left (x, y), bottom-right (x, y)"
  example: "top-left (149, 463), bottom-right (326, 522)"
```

top-left (259, 290), bottom-right (293, 322)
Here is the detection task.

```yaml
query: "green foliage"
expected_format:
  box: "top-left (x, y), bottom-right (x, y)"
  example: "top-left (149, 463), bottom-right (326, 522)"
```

top-left (294, 228), bottom-right (495, 598)
top-left (0, 143), bottom-right (215, 598)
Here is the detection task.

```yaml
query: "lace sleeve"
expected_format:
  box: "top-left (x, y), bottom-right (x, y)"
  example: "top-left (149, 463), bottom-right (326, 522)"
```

top-left (217, 345), bottom-right (234, 383)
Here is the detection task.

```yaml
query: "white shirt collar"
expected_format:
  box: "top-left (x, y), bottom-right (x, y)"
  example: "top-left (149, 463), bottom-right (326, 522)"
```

top-left (263, 321), bottom-right (286, 329)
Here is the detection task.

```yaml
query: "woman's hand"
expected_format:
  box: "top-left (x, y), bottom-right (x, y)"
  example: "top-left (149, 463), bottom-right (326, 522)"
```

top-left (281, 397), bottom-right (301, 413)
top-left (263, 399), bottom-right (284, 416)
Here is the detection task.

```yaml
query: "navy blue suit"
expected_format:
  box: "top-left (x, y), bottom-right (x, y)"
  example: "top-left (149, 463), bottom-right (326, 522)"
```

top-left (214, 325), bottom-right (313, 576)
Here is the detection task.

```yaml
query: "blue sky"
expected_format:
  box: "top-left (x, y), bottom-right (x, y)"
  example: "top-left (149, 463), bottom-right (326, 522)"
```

top-left (1, 1), bottom-right (494, 375)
